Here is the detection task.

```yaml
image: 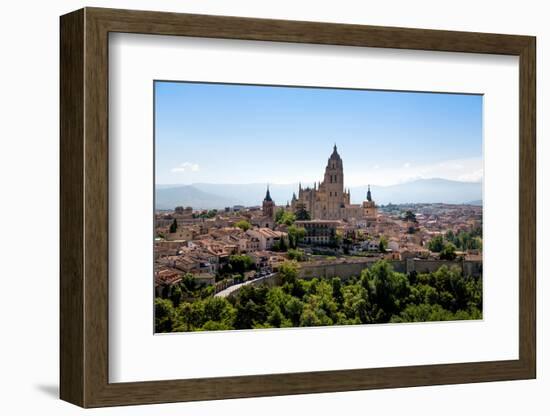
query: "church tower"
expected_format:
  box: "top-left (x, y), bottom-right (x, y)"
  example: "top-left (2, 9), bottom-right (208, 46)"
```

top-left (322, 144), bottom-right (344, 219)
top-left (363, 184), bottom-right (377, 220)
top-left (262, 185), bottom-right (275, 219)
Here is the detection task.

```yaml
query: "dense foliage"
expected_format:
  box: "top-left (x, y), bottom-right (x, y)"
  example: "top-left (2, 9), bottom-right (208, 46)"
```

top-left (217, 254), bottom-right (255, 278)
top-left (275, 208), bottom-right (296, 226)
top-left (428, 229), bottom-right (482, 253)
top-left (155, 260), bottom-right (482, 332)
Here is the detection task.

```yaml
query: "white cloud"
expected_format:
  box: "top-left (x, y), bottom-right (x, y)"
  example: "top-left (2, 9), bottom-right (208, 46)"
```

top-left (457, 168), bottom-right (484, 182)
top-left (346, 157), bottom-right (483, 186)
top-left (171, 162), bottom-right (200, 173)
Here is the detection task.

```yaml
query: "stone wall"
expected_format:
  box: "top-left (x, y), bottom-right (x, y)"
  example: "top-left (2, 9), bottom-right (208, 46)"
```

top-left (248, 273), bottom-right (281, 288)
top-left (225, 259), bottom-right (481, 298)
top-left (222, 274), bottom-right (282, 298)
top-left (299, 260), bottom-right (375, 280)
top-left (298, 258), bottom-right (482, 280)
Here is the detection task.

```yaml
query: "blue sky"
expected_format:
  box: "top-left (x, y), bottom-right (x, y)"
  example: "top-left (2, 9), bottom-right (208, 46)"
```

top-left (155, 81), bottom-right (482, 187)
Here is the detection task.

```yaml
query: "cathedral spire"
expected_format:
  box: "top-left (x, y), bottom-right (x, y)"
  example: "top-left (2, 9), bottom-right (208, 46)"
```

top-left (330, 143), bottom-right (341, 160)
top-left (366, 184), bottom-right (372, 202)
top-left (264, 184), bottom-right (272, 202)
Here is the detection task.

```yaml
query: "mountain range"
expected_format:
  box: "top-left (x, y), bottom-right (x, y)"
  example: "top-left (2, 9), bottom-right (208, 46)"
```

top-left (155, 178), bottom-right (482, 210)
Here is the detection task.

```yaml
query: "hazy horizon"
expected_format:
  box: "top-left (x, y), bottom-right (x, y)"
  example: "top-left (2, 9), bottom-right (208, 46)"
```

top-left (155, 176), bottom-right (482, 187)
top-left (155, 178), bottom-right (483, 210)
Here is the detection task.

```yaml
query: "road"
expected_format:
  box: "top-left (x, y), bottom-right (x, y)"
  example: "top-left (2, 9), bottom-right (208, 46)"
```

top-left (214, 273), bottom-right (277, 298)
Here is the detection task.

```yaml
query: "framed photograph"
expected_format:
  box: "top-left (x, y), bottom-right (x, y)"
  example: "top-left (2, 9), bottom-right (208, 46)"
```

top-left (60, 7), bottom-right (536, 408)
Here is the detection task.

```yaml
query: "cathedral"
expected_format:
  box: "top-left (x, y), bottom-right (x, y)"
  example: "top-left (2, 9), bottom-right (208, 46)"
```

top-left (290, 144), bottom-right (377, 221)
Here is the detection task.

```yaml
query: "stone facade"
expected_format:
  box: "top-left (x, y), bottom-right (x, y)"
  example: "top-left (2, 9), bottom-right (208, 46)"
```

top-left (298, 258), bottom-right (482, 280)
top-left (262, 186), bottom-right (275, 219)
top-left (295, 219), bottom-right (341, 245)
top-left (291, 145), bottom-right (377, 221)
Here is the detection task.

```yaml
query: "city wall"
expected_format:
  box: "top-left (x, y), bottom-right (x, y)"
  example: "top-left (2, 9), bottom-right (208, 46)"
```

top-left (298, 258), bottom-right (482, 280)
top-left (247, 274), bottom-right (282, 288)
top-left (225, 258), bottom-right (481, 298)
top-left (222, 273), bottom-right (281, 299)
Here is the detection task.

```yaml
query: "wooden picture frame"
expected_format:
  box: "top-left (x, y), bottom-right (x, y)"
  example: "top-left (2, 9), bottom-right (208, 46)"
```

top-left (60, 7), bottom-right (536, 408)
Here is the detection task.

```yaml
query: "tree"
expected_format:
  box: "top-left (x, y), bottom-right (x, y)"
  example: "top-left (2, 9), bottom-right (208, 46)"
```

top-left (278, 260), bottom-right (299, 285)
top-left (331, 277), bottom-right (344, 306)
top-left (169, 284), bottom-right (183, 307)
top-left (229, 254), bottom-right (254, 274)
top-left (154, 298), bottom-right (175, 332)
top-left (287, 248), bottom-right (305, 261)
top-left (391, 303), bottom-right (454, 323)
top-left (362, 260), bottom-right (410, 322)
top-left (285, 297), bottom-right (304, 326)
top-left (378, 236), bottom-right (388, 253)
top-left (267, 305), bottom-right (286, 327)
top-left (295, 203), bottom-right (311, 221)
top-left (445, 230), bottom-right (457, 245)
top-left (275, 208), bottom-right (285, 223)
top-left (300, 306), bottom-right (322, 327)
top-left (181, 273), bottom-right (197, 292)
top-left (273, 236), bottom-right (288, 252)
top-left (169, 218), bottom-right (178, 233)
top-left (428, 235), bottom-right (444, 252)
top-left (439, 242), bottom-right (458, 260)
top-left (175, 302), bottom-right (193, 331)
top-left (287, 225), bottom-right (306, 248)
top-left (201, 320), bottom-right (233, 331)
top-left (472, 236), bottom-right (483, 251)
top-left (403, 210), bottom-right (417, 222)
top-left (202, 296), bottom-right (236, 325)
top-left (277, 211), bottom-right (296, 226)
top-left (235, 219), bottom-right (251, 231)
top-left (329, 230), bottom-right (343, 248)
top-left (233, 287), bottom-right (269, 329)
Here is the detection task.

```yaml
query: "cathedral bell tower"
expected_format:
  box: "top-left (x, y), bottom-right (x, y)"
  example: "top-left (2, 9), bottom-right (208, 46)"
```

top-left (322, 144), bottom-right (344, 219)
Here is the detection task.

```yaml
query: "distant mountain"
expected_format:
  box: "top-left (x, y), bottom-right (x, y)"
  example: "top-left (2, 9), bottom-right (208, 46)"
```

top-left (350, 179), bottom-right (482, 205)
top-left (155, 178), bottom-right (482, 210)
top-left (155, 185), bottom-right (237, 210)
